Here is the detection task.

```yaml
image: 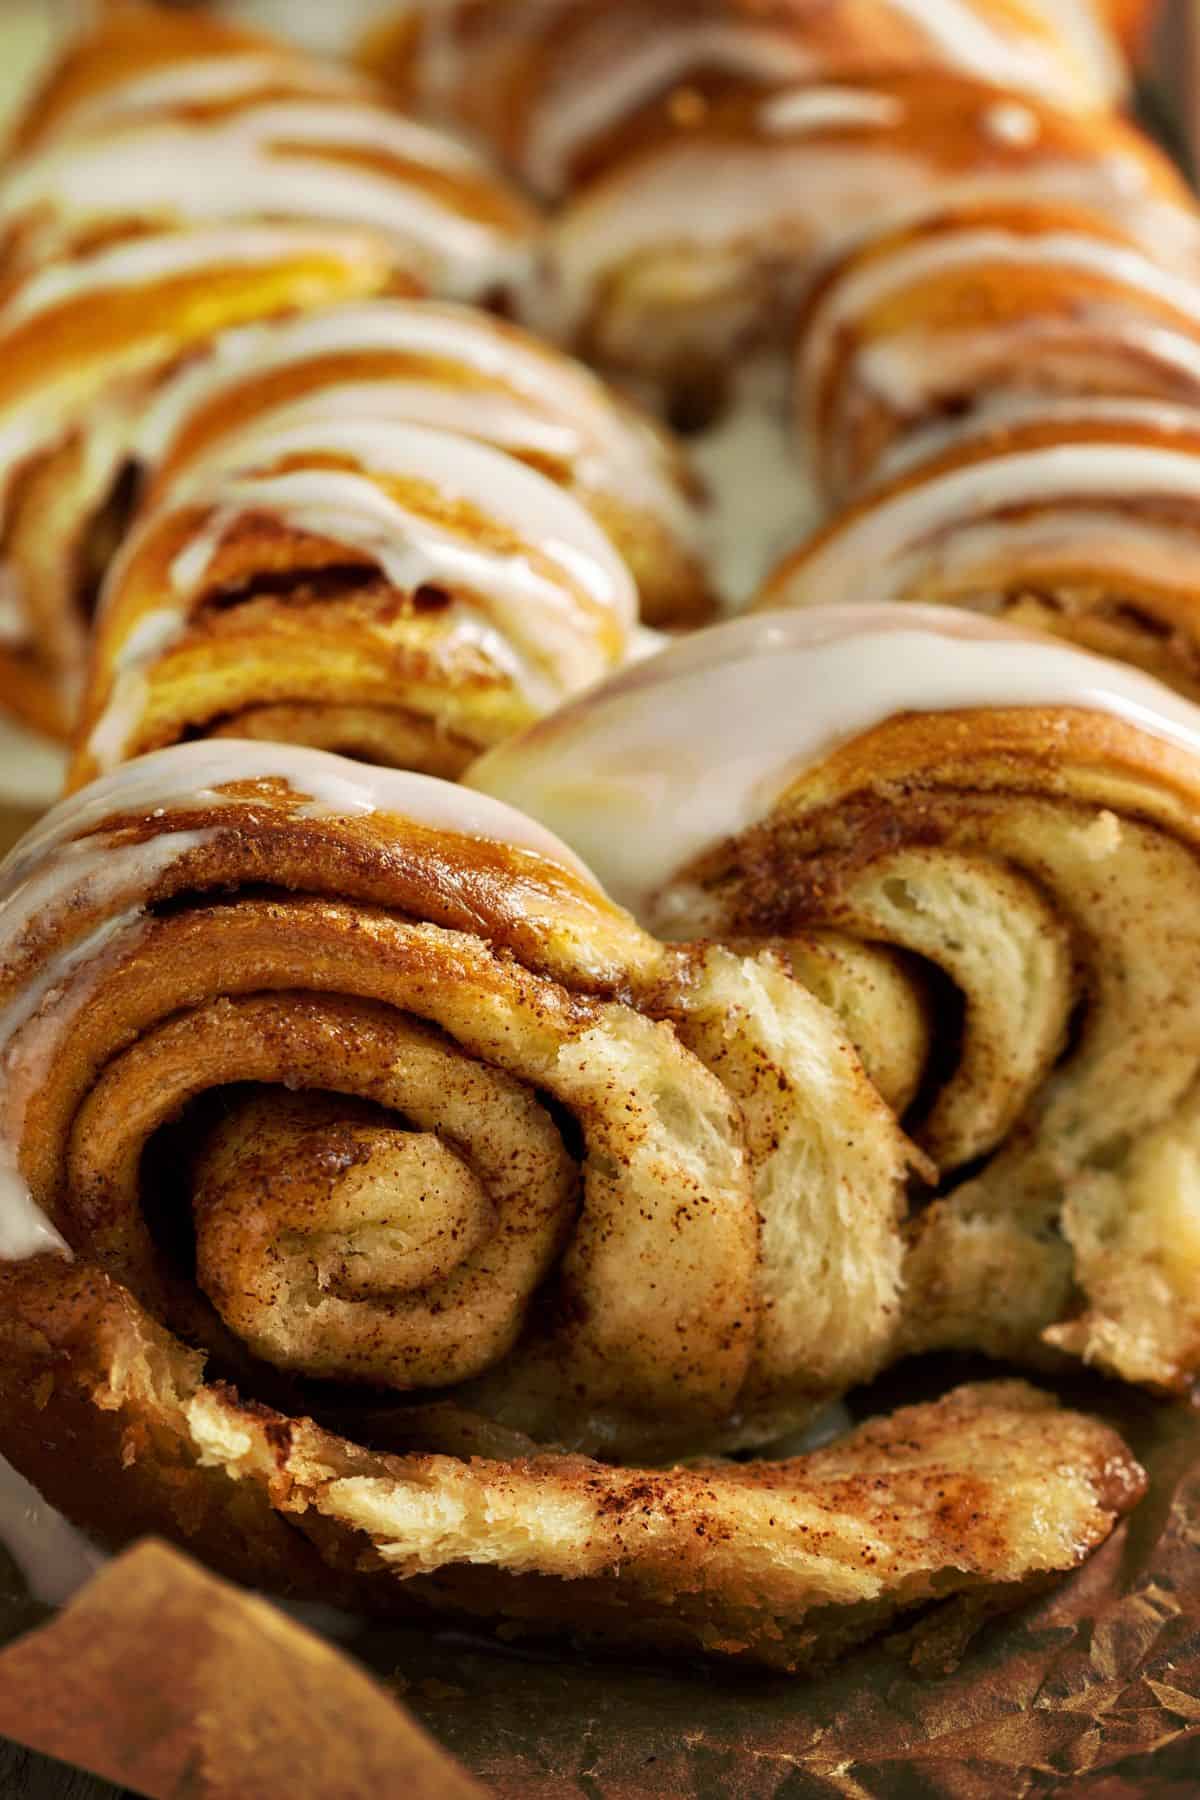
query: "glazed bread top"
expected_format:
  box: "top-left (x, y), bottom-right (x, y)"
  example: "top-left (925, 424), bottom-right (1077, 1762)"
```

top-left (469, 604), bottom-right (1200, 923)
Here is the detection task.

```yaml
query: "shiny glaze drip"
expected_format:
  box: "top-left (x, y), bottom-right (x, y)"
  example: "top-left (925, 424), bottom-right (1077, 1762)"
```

top-left (469, 604), bottom-right (1200, 923)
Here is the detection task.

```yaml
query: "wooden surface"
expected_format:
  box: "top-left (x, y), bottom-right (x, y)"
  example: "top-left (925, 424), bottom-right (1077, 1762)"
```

top-left (0, 1745), bottom-right (126, 1799)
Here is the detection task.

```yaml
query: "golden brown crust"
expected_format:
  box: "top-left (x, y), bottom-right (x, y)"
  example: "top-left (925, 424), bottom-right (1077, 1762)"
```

top-left (364, 0), bottom-right (1134, 196)
top-left (795, 198), bottom-right (1200, 502)
top-left (0, 232), bottom-right (401, 730)
top-left (0, 702), bottom-right (1151, 1662)
top-left (759, 409), bottom-right (1200, 701)
top-left (540, 65), bottom-right (1194, 386)
top-left (73, 549), bottom-right (541, 785)
top-left (144, 324), bottom-right (712, 632)
top-left (0, 0), bottom-right (1166, 1674)
top-left (665, 699), bottom-right (1200, 1391)
top-left (0, 1255), bottom-right (1142, 1667)
top-left (69, 487), bottom-right (633, 789)
top-left (67, 296), bottom-right (686, 781)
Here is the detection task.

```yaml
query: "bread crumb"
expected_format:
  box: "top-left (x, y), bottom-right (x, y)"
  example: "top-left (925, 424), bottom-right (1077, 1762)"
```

top-left (1082, 810), bottom-right (1121, 860)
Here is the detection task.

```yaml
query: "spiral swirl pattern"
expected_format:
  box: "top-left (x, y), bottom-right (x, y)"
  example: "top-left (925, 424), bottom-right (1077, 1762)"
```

top-left (0, 741), bottom-right (776, 1450)
top-left (472, 604), bottom-right (1200, 1392)
top-left (361, 0), bottom-right (1134, 203)
top-left (0, 0), bottom-right (1167, 1668)
top-left (794, 199), bottom-right (1200, 505)
top-left (0, 739), bottom-right (1144, 1660)
top-left (760, 403), bottom-right (1200, 702)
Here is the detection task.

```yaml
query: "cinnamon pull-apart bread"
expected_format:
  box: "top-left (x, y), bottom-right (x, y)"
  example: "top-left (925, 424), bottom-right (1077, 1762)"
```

top-left (0, 739), bottom-right (1143, 1661)
top-left (2, 3), bottom-right (537, 301)
top-left (759, 402), bottom-right (1200, 698)
top-left (0, 2), bottom-right (547, 745)
top-left (471, 603), bottom-right (1200, 1393)
top-left (123, 297), bottom-right (709, 631)
top-left (0, 225), bottom-right (402, 743)
top-left (357, 0), bottom-right (1134, 195)
top-left (531, 69), bottom-right (1196, 395)
top-left (795, 199), bottom-right (1200, 506)
top-left (70, 408), bottom-right (642, 784)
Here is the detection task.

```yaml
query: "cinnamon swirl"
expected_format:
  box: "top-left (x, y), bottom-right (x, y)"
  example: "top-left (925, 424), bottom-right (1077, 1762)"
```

top-left (0, 736), bottom-right (1144, 1662)
top-left (472, 604), bottom-right (1200, 1392)
top-left (760, 401), bottom-right (1200, 697)
top-left (71, 414), bottom-right (641, 782)
top-left (533, 69), bottom-right (1195, 392)
top-left (797, 199), bottom-right (1200, 504)
top-left (361, 0), bottom-right (1134, 199)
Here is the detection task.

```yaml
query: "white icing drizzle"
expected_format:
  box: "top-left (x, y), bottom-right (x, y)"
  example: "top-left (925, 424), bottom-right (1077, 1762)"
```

top-left (85, 609), bottom-right (187, 774)
top-left (0, 739), bottom-right (599, 1259)
top-left (196, 375), bottom-right (588, 472)
top-left (0, 818), bottom-right (204, 1264)
top-left (0, 907), bottom-right (150, 1261)
top-left (767, 440), bottom-right (1200, 612)
top-left (756, 87), bottom-right (905, 136)
top-left (545, 117), bottom-right (1199, 344)
top-left (802, 226), bottom-right (1200, 417)
top-left (170, 412), bottom-right (636, 614)
top-left (859, 316), bottom-right (1200, 456)
top-left (0, 1158), bottom-right (68, 1259)
top-left (43, 51), bottom-right (362, 139)
top-left (211, 95), bottom-right (492, 175)
top-left (0, 222), bottom-right (384, 541)
top-left (115, 417), bottom-right (637, 717)
top-left (468, 605), bottom-right (1200, 925)
top-left (0, 100), bottom-right (531, 300)
top-left (546, 140), bottom-right (917, 342)
top-left (876, 395), bottom-right (1200, 483)
top-left (7, 738), bottom-right (595, 903)
top-left (882, 0), bottom-right (1122, 106)
top-left (135, 299), bottom-right (700, 542)
top-left (522, 20), bottom-right (816, 195)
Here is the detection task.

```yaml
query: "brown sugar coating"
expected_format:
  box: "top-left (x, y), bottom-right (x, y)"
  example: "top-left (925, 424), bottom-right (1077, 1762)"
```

top-left (361, 0), bottom-right (1136, 199)
top-left (760, 408), bottom-right (1200, 704)
top-left (0, 0), bottom-right (544, 743)
top-left (0, 740), bottom-right (1145, 1659)
top-left (794, 198), bottom-right (1200, 503)
top-left (0, 0), bottom-right (1179, 1672)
